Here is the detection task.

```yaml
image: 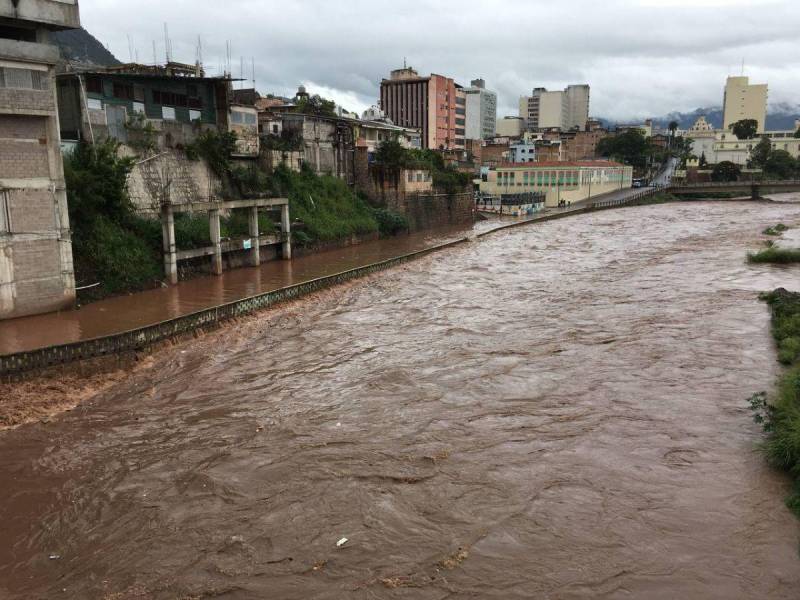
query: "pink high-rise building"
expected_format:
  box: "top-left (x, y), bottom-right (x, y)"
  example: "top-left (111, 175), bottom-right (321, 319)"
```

top-left (379, 67), bottom-right (465, 150)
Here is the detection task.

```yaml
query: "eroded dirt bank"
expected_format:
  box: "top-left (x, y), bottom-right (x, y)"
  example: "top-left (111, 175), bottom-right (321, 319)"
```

top-left (2, 201), bottom-right (800, 599)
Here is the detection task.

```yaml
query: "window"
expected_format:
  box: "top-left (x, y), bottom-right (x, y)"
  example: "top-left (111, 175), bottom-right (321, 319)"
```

top-left (272, 124), bottom-right (279, 134)
top-left (153, 90), bottom-right (188, 107)
top-left (0, 67), bottom-right (48, 91)
top-left (416, 173), bottom-right (423, 182)
top-left (113, 82), bottom-right (134, 100)
top-left (87, 98), bottom-right (103, 110)
top-left (0, 25), bottom-right (37, 42)
top-left (133, 102), bottom-right (145, 114)
top-left (231, 110), bottom-right (257, 125)
top-left (85, 76), bottom-right (102, 94)
top-left (189, 109), bottom-right (202, 121)
top-left (408, 172), bottom-right (414, 183)
top-left (162, 106), bottom-right (176, 120)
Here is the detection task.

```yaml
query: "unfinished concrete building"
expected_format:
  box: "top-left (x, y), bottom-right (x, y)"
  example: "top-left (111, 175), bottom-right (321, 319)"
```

top-left (0, 0), bottom-right (79, 319)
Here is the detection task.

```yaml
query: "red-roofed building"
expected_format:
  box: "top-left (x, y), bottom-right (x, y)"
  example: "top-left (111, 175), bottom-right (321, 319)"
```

top-left (479, 160), bottom-right (632, 208)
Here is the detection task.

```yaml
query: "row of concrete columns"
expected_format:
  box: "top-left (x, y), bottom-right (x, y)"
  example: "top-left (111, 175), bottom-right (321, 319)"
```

top-left (161, 203), bottom-right (291, 285)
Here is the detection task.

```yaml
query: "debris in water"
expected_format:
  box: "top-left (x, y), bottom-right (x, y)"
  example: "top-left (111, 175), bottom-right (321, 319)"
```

top-left (49, 554), bottom-right (61, 560)
top-left (336, 537), bottom-right (348, 548)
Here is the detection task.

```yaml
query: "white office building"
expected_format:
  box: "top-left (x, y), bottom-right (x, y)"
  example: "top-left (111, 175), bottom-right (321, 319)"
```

top-left (463, 78), bottom-right (497, 140)
top-left (519, 84), bottom-right (590, 131)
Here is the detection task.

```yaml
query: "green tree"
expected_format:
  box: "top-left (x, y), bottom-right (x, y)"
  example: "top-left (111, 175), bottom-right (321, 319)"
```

top-left (699, 152), bottom-right (708, 168)
top-left (794, 127), bottom-right (800, 139)
top-left (65, 141), bottom-right (163, 296)
top-left (764, 150), bottom-right (798, 179)
top-left (731, 119), bottom-right (758, 140)
top-left (711, 161), bottom-right (741, 182)
top-left (596, 129), bottom-right (650, 169)
top-left (65, 140), bottom-right (135, 223)
top-left (750, 136), bottom-right (772, 169)
top-left (373, 140), bottom-right (470, 195)
top-left (373, 138), bottom-right (409, 168)
top-left (294, 94), bottom-right (337, 118)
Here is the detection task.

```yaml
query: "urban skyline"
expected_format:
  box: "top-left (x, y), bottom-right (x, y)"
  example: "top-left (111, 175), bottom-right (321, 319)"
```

top-left (77, 0), bottom-right (800, 122)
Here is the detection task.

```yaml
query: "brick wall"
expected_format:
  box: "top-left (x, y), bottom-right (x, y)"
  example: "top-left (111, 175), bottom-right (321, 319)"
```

top-left (0, 114), bottom-right (47, 139)
top-left (8, 189), bottom-right (55, 232)
top-left (0, 88), bottom-right (55, 113)
top-left (404, 193), bottom-right (474, 231)
top-left (354, 148), bottom-right (474, 231)
top-left (0, 115), bottom-right (50, 179)
top-left (0, 140), bottom-right (50, 178)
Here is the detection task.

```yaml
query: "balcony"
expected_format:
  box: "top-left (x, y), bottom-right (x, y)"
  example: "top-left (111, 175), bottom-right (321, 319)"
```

top-left (0, 0), bottom-right (80, 30)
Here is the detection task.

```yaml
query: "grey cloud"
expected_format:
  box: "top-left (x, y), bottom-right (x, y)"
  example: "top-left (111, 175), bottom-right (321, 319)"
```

top-left (80, 0), bottom-right (799, 121)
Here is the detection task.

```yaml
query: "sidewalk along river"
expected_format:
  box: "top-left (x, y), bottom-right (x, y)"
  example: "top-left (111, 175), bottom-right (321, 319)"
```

top-left (1, 201), bottom-right (800, 599)
top-left (0, 224), bottom-right (482, 355)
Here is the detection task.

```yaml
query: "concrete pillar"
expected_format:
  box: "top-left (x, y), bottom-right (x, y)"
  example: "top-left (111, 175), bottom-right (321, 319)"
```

top-left (248, 206), bottom-right (260, 266)
top-left (209, 208), bottom-right (223, 275)
top-left (161, 205), bottom-right (178, 285)
top-left (280, 203), bottom-right (292, 260)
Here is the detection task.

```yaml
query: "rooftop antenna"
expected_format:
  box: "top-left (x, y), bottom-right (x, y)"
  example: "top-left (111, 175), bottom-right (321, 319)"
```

top-left (403, 56), bottom-right (407, 68)
top-left (741, 58), bottom-right (745, 76)
top-left (240, 56), bottom-right (244, 89)
top-left (251, 57), bottom-right (255, 91)
top-left (164, 23), bottom-right (172, 63)
top-left (127, 34), bottom-right (134, 63)
top-left (152, 40), bottom-right (157, 65)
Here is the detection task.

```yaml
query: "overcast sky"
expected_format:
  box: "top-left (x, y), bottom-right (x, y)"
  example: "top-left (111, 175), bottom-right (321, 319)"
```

top-left (80, 0), bottom-right (799, 121)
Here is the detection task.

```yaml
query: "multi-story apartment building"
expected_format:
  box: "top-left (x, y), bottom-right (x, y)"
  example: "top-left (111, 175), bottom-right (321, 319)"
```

top-left (722, 76), bottom-right (768, 132)
top-left (496, 116), bottom-right (525, 138)
top-left (0, 0), bottom-right (80, 319)
top-left (519, 84), bottom-right (590, 132)
top-left (565, 84), bottom-right (590, 131)
top-left (463, 78), bottom-right (497, 140)
top-left (380, 66), bottom-right (464, 150)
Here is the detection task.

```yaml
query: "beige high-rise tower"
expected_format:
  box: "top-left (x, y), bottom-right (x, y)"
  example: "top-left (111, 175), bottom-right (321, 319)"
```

top-left (722, 76), bottom-right (768, 133)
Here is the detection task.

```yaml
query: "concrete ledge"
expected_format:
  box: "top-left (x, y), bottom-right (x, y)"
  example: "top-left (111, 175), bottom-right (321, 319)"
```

top-left (0, 0), bottom-right (80, 30)
top-left (176, 235), bottom-right (281, 261)
top-left (0, 38), bottom-right (60, 64)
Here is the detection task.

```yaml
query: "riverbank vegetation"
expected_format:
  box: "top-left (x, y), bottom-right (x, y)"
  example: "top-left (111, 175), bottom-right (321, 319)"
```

top-left (373, 140), bottom-right (472, 195)
top-left (66, 139), bottom-right (408, 302)
top-left (749, 289), bottom-right (800, 517)
top-left (65, 141), bottom-right (163, 301)
top-left (764, 224), bottom-right (789, 236)
top-left (748, 247), bottom-right (800, 264)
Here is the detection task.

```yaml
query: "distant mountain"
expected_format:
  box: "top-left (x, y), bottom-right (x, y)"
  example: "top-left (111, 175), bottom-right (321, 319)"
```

top-left (52, 27), bottom-right (121, 68)
top-left (603, 104), bottom-right (800, 132)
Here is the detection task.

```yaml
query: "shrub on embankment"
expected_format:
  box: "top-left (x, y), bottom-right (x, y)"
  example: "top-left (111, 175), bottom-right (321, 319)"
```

top-left (66, 141), bottom-right (408, 302)
top-left (66, 141), bottom-right (164, 301)
top-left (747, 247), bottom-right (800, 264)
top-left (270, 165), bottom-right (406, 245)
top-left (749, 289), bottom-right (800, 517)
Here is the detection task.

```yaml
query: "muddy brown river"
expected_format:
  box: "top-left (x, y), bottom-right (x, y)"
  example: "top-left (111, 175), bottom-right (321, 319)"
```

top-left (2, 201), bottom-right (800, 599)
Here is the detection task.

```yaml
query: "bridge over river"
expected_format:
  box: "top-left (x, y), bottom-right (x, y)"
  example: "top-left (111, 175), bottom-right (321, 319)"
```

top-left (1, 200), bottom-right (800, 598)
top-left (668, 179), bottom-right (800, 198)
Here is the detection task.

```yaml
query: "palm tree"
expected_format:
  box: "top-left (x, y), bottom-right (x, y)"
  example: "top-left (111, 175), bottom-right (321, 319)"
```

top-left (668, 121), bottom-right (679, 149)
